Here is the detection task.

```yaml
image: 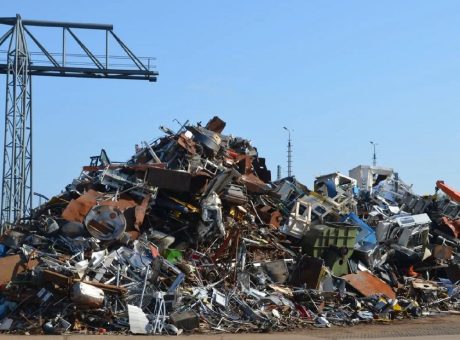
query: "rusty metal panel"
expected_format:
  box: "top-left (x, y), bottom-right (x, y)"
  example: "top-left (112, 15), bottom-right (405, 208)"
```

top-left (177, 133), bottom-right (196, 154)
top-left (61, 189), bottom-right (102, 222)
top-left (441, 216), bottom-right (460, 238)
top-left (134, 194), bottom-right (151, 230)
top-left (100, 197), bottom-right (137, 211)
top-left (343, 271), bottom-right (396, 299)
top-left (0, 255), bottom-right (35, 285)
top-left (240, 174), bottom-right (271, 194)
top-left (432, 244), bottom-right (453, 260)
top-left (236, 155), bottom-right (253, 175)
top-left (205, 116), bottom-right (226, 133)
top-left (257, 205), bottom-right (282, 228)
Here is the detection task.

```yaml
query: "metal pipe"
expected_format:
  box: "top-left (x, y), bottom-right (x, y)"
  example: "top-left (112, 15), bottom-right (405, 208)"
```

top-left (62, 28), bottom-right (65, 67)
top-left (105, 30), bottom-right (108, 69)
top-left (139, 265), bottom-right (150, 307)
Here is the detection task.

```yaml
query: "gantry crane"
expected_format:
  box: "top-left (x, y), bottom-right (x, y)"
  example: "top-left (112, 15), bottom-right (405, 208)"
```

top-left (0, 14), bottom-right (158, 230)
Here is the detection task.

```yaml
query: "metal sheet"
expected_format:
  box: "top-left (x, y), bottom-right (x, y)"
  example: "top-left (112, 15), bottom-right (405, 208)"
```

top-left (343, 271), bottom-right (396, 299)
top-left (61, 189), bottom-right (101, 222)
top-left (146, 167), bottom-right (191, 192)
top-left (0, 254), bottom-right (37, 285)
top-left (240, 173), bottom-right (271, 194)
top-left (290, 256), bottom-right (325, 289)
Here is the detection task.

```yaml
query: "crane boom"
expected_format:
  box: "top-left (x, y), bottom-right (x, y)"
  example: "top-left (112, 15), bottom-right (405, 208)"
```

top-left (436, 180), bottom-right (460, 203)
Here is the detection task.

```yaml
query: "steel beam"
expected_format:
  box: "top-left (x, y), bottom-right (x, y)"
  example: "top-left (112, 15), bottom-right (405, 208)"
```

top-left (0, 17), bottom-right (113, 30)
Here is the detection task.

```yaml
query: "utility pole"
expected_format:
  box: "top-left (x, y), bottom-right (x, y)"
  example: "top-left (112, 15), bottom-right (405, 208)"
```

top-left (283, 127), bottom-right (292, 177)
top-left (277, 165), bottom-right (281, 180)
top-left (370, 141), bottom-right (378, 167)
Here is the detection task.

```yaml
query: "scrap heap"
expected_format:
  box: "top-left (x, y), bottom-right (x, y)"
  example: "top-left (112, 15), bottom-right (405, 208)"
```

top-left (0, 116), bottom-right (459, 335)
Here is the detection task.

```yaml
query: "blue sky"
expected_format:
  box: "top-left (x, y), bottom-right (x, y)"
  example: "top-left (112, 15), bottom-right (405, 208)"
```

top-left (1, 1), bottom-right (459, 202)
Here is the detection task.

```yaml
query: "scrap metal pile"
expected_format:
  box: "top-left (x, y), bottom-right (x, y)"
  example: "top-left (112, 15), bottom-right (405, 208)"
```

top-left (0, 116), bottom-right (460, 335)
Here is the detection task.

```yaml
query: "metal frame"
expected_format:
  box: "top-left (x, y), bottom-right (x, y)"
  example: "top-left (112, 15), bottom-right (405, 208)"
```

top-left (0, 14), bottom-right (158, 229)
top-left (1, 16), bottom-right (32, 229)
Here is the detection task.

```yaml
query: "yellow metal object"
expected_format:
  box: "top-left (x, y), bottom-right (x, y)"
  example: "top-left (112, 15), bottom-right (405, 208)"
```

top-left (168, 196), bottom-right (199, 213)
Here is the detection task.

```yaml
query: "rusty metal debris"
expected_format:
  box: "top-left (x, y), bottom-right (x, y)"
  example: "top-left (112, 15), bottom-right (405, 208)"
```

top-left (0, 117), bottom-right (459, 335)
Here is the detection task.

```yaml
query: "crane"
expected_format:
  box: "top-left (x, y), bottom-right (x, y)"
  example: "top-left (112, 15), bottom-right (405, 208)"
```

top-left (436, 180), bottom-right (460, 203)
top-left (0, 14), bottom-right (158, 230)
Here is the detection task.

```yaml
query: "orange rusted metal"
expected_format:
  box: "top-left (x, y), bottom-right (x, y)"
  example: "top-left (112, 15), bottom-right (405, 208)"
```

top-left (343, 271), bottom-right (396, 299)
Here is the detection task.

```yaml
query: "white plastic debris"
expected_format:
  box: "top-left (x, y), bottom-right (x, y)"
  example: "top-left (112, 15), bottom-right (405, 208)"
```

top-left (71, 282), bottom-right (105, 308)
top-left (127, 304), bottom-right (150, 334)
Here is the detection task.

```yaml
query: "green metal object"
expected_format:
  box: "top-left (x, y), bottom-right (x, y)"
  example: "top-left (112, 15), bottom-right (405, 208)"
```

top-left (301, 223), bottom-right (358, 276)
top-left (164, 249), bottom-right (183, 264)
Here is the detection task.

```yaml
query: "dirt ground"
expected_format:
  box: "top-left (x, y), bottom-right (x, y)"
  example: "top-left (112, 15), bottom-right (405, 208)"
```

top-left (0, 314), bottom-right (459, 339)
top-left (294, 313), bottom-right (460, 339)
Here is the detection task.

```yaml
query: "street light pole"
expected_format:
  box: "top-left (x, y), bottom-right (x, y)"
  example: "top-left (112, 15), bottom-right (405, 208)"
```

top-left (283, 127), bottom-right (293, 177)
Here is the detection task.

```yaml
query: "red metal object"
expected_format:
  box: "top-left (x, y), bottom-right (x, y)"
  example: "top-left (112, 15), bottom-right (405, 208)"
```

top-left (436, 180), bottom-right (460, 203)
top-left (226, 149), bottom-right (239, 159)
top-left (212, 229), bottom-right (239, 263)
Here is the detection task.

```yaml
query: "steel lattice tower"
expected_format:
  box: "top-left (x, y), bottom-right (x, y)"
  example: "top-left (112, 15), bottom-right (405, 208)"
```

top-left (283, 126), bottom-right (293, 177)
top-left (1, 16), bottom-right (32, 228)
top-left (0, 14), bottom-right (157, 230)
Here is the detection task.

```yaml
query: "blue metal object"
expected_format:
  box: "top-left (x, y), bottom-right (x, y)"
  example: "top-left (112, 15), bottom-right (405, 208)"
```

top-left (0, 244), bottom-right (6, 257)
top-left (0, 298), bottom-right (16, 319)
top-left (168, 272), bottom-right (185, 293)
top-left (324, 179), bottom-right (337, 198)
top-left (341, 212), bottom-right (377, 247)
